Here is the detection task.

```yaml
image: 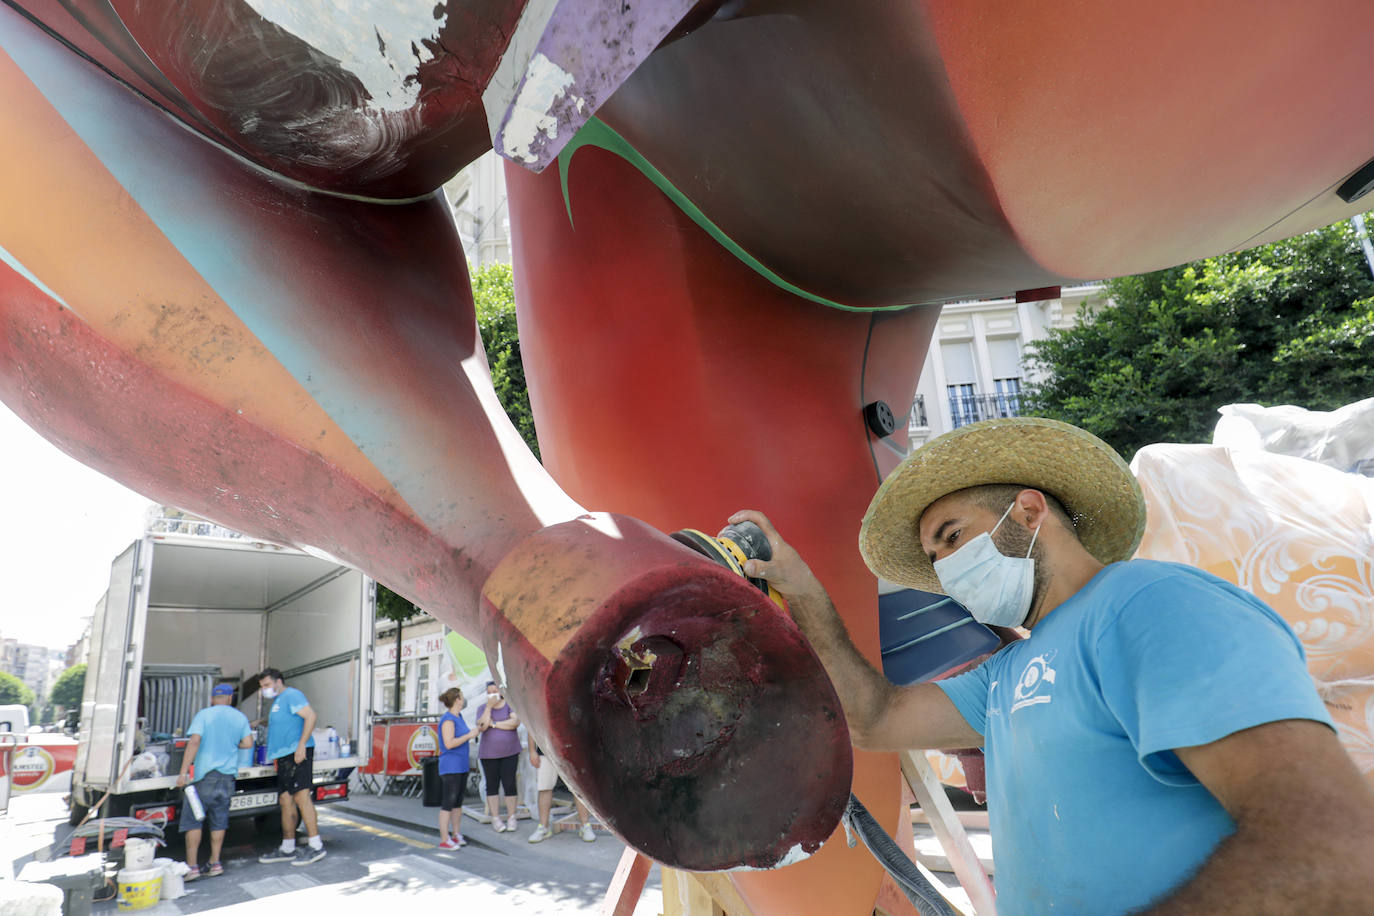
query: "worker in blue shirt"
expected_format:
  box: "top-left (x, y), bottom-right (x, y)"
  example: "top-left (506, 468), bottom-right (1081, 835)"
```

top-left (254, 667), bottom-right (324, 866)
top-left (176, 683), bottom-right (252, 878)
top-left (732, 417), bottom-right (1374, 915)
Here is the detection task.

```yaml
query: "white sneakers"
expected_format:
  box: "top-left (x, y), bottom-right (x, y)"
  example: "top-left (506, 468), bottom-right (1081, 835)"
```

top-left (527, 824), bottom-right (552, 844)
top-left (579, 823), bottom-right (597, 843)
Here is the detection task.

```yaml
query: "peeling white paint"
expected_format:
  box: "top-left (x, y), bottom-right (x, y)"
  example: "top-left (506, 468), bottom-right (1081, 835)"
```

top-left (730, 843), bottom-right (812, 871)
top-left (495, 640), bottom-right (508, 687)
top-left (243, 0), bottom-right (445, 112)
top-left (498, 52), bottom-right (581, 163)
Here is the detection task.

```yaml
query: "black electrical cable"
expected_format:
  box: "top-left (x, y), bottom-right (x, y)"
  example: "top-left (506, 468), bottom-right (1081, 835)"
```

top-left (843, 793), bottom-right (960, 916)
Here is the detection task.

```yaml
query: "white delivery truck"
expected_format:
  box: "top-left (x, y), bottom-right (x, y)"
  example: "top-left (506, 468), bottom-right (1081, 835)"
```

top-left (68, 518), bottom-right (376, 829)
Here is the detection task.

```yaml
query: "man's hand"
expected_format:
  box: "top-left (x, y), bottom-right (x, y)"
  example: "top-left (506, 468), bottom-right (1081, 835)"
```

top-left (727, 510), bottom-right (825, 605)
top-left (726, 508), bottom-right (980, 752)
top-left (294, 746), bottom-right (306, 765)
top-left (176, 773), bottom-right (189, 788)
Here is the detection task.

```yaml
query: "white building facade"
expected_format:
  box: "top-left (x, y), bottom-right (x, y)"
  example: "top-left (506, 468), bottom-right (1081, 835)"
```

top-left (909, 284), bottom-right (1107, 446)
top-left (444, 151), bottom-right (512, 268)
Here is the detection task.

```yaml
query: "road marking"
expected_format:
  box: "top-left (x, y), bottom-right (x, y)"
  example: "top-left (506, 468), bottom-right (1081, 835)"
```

top-left (317, 809), bottom-right (434, 849)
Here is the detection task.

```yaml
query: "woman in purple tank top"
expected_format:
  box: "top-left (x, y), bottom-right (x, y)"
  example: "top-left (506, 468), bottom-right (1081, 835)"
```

top-left (476, 681), bottom-right (523, 833)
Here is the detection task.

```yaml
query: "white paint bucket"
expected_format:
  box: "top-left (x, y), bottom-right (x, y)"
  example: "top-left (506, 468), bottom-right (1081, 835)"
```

top-left (123, 838), bottom-right (155, 871)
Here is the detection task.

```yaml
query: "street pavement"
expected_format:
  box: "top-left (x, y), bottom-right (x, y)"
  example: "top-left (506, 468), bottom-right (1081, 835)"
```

top-left (5, 780), bottom-right (989, 915)
top-left (4, 781), bottom-right (664, 916)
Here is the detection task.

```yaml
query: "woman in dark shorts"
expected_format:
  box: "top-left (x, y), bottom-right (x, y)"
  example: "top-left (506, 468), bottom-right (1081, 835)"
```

top-left (436, 687), bottom-right (479, 850)
top-left (476, 681), bottom-right (522, 832)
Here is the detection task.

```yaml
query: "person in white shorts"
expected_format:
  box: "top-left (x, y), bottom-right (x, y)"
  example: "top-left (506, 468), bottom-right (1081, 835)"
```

top-left (526, 742), bottom-right (595, 844)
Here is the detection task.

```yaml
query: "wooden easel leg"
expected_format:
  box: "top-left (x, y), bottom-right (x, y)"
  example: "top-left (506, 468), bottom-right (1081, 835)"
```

top-left (601, 848), bottom-right (654, 916)
top-left (899, 750), bottom-right (997, 916)
top-left (661, 869), bottom-right (758, 916)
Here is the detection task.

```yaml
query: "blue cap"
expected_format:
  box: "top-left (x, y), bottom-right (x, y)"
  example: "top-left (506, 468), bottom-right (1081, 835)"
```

top-left (212, 684), bottom-right (234, 696)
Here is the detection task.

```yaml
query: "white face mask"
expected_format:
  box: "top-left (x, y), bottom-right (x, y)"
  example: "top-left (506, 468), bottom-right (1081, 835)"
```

top-left (261, 686), bottom-right (279, 699)
top-left (933, 501), bottom-right (1040, 628)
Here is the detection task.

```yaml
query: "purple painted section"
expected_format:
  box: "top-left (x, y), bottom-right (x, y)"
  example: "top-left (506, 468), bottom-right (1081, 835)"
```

top-left (487, 0), bottom-right (699, 172)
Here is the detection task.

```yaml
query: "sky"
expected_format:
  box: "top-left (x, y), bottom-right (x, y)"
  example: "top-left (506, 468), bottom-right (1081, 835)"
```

top-left (0, 401), bottom-right (153, 651)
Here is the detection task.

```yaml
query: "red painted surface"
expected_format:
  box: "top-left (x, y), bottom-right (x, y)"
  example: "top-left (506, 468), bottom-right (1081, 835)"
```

top-left (482, 515), bottom-right (851, 871)
top-left (506, 145), bottom-right (931, 912)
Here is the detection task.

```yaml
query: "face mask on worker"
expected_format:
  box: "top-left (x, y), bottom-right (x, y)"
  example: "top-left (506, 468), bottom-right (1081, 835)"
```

top-left (933, 501), bottom-right (1039, 628)
top-left (261, 685), bottom-right (278, 699)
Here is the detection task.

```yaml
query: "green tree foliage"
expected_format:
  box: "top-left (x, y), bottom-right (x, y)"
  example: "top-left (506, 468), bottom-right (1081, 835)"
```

top-left (0, 670), bottom-right (34, 707)
top-left (50, 663), bottom-right (86, 710)
top-left (376, 584), bottom-right (424, 714)
top-left (1025, 217), bottom-right (1374, 461)
top-left (471, 263), bottom-right (539, 458)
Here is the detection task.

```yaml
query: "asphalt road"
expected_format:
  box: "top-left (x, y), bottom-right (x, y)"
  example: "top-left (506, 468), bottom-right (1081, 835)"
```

top-left (5, 794), bottom-right (664, 916)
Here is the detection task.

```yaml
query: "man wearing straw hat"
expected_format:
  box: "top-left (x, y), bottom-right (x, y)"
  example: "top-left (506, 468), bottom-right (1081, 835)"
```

top-left (732, 417), bottom-right (1374, 915)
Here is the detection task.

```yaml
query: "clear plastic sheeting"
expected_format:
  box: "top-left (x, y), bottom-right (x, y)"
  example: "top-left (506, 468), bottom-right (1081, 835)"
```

top-left (1131, 422), bottom-right (1374, 778)
top-left (1213, 398), bottom-right (1374, 476)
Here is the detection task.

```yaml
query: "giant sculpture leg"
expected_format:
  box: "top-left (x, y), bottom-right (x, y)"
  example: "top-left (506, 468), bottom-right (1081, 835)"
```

top-left (507, 140), bottom-right (939, 913)
top-left (0, 8), bottom-right (851, 872)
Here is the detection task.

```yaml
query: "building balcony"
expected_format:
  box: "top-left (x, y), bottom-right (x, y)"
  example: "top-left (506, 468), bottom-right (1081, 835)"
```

top-left (949, 392), bottom-right (1022, 428)
top-left (908, 394), bottom-right (929, 430)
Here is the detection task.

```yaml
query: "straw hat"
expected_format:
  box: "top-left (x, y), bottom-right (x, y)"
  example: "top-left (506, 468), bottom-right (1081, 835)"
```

top-left (859, 417), bottom-right (1146, 593)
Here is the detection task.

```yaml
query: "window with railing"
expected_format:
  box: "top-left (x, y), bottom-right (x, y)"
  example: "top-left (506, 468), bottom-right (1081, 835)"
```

top-left (948, 383), bottom-right (1023, 429)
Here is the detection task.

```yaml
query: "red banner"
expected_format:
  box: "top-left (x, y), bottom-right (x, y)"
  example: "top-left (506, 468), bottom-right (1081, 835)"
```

top-left (358, 718), bottom-right (439, 775)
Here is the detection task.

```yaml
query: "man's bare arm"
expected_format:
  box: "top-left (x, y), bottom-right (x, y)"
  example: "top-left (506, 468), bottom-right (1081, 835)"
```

top-left (1139, 719), bottom-right (1374, 914)
top-left (729, 510), bottom-right (981, 751)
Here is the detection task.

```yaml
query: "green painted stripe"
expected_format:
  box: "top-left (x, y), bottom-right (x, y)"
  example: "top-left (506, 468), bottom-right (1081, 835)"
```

top-left (557, 118), bottom-right (916, 313)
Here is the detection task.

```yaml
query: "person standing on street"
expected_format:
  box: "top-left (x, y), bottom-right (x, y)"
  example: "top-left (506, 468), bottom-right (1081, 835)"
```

top-left (526, 741), bottom-right (596, 844)
top-left (177, 683), bottom-right (252, 879)
top-left (476, 681), bottom-right (522, 833)
top-left (254, 668), bottom-right (325, 866)
top-left (436, 687), bottom-right (479, 850)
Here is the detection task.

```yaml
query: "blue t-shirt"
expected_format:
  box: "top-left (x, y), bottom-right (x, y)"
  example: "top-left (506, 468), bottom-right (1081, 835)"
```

top-left (438, 711), bottom-right (472, 775)
top-left (935, 560), bottom-right (1332, 915)
top-left (187, 705), bottom-right (252, 777)
top-left (265, 686), bottom-right (315, 762)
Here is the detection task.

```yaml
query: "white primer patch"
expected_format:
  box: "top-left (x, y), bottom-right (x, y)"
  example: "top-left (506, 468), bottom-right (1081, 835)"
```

top-left (498, 52), bottom-right (582, 163)
top-left (495, 641), bottom-right (507, 687)
top-left (243, 0), bottom-right (445, 111)
top-left (730, 843), bottom-right (811, 871)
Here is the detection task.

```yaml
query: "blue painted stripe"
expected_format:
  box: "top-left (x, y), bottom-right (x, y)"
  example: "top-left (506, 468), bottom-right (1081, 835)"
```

top-left (0, 13), bottom-right (486, 523)
top-left (0, 242), bottom-right (68, 307)
top-left (881, 617), bottom-right (975, 657)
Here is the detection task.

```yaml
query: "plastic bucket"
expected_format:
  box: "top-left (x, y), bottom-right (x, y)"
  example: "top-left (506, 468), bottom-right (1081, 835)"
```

top-left (123, 837), bottom-right (155, 870)
top-left (153, 858), bottom-right (185, 900)
top-left (116, 867), bottom-right (163, 910)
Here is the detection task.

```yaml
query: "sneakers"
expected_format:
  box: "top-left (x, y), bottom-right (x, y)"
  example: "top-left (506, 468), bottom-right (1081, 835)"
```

top-left (454, 834), bottom-right (468, 847)
top-left (438, 838), bottom-right (461, 850)
top-left (292, 844), bottom-right (326, 866)
top-left (505, 815), bottom-right (519, 832)
top-left (527, 824), bottom-right (552, 844)
top-left (205, 862), bottom-right (224, 877)
top-left (580, 823), bottom-right (597, 843)
top-left (492, 817), bottom-right (506, 833)
top-left (258, 847), bottom-right (295, 864)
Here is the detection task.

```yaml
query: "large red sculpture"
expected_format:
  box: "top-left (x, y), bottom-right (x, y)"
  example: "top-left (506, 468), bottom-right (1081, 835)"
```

top-left (2, 2), bottom-right (1372, 912)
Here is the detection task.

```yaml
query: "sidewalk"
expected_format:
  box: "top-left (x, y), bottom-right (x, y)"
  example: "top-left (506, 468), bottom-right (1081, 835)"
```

top-left (334, 775), bottom-right (659, 902)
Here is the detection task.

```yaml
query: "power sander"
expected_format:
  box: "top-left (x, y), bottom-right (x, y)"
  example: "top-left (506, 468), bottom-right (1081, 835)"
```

top-left (670, 520), bottom-right (786, 610)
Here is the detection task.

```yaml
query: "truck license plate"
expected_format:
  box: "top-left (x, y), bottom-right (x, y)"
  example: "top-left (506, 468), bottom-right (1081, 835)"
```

top-left (230, 791), bottom-right (279, 812)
